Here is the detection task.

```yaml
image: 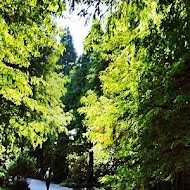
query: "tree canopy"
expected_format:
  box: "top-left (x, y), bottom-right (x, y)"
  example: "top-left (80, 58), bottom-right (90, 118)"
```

top-left (0, 0), bottom-right (71, 157)
top-left (57, 28), bottom-right (77, 75)
top-left (1, 0), bottom-right (190, 189)
top-left (79, 0), bottom-right (190, 188)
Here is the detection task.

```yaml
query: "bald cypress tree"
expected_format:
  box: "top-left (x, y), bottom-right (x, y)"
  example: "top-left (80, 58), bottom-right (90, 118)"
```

top-left (58, 28), bottom-right (77, 75)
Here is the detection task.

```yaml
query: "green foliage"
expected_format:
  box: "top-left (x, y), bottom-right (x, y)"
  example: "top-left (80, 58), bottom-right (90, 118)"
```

top-left (54, 25), bottom-right (109, 184)
top-left (57, 28), bottom-right (77, 75)
top-left (31, 28), bottom-right (77, 183)
top-left (6, 152), bottom-right (36, 178)
top-left (10, 179), bottom-right (29, 190)
top-left (0, 0), bottom-right (71, 157)
top-left (0, 166), bottom-right (6, 179)
top-left (4, 152), bottom-right (35, 190)
top-left (67, 153), bottom-right (89, 184)
top-left (62, 21), bottom-right (108, 143)
top-left (79, 0), bottom-right (190, 189)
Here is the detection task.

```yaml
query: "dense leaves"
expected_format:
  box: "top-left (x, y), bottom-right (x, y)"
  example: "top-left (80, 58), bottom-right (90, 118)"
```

top-left (1, 0), bottom-right (190, 189)
top-left (0, 0), bottom-right (71, 157)
top-left (79, 0), bottom-right (190, 189)
top-left (57, 28), bottom-right (77, 75)
top-left (48, 22), bottom-right (109, 185)
top-left (6, 151), bottom-right (36, 178)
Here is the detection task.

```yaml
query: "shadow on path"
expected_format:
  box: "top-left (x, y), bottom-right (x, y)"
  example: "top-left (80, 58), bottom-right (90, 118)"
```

top-left (27, 178), bottom-right (73, 190)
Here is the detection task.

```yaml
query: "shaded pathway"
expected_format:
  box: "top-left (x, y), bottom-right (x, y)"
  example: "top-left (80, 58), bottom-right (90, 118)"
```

top-left (28, 178), bottom-right (73, 190)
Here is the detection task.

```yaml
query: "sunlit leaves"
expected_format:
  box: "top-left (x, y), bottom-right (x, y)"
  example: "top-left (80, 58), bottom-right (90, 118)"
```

top-left (0, 0), bottom-right (70, 157)
top-left (79, 0), bottom-right (190, 188)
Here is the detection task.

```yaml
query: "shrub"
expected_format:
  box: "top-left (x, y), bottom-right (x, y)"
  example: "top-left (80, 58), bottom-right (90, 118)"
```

top-left (6, 152), bottom-right (36, 179)
top-left (6, 151), bottom-right (36, 190)
top-left (11, 179), bottom-right (30, 190)
top-left (67, 153), bottom-right (89, 184)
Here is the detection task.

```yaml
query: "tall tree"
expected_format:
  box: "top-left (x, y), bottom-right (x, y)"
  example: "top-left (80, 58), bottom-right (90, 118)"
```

top-left (79, 0), bottom-right (190, 189)
top-left (50, 21), bottom-right (109, 184)
top-left (57, 28), bottom-right (77, 75)
top-left (0, 0), bottom-right (71, 158)
top-left (37, 28), bottom-right (77, 182)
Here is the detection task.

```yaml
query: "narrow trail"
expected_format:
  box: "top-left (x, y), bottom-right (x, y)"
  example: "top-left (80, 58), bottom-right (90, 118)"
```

top-left (28, 178), bottom-right (73, 190)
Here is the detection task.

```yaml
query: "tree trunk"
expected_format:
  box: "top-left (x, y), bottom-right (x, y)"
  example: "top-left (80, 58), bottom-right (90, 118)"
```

top-left (176, 171), bottom-right (184, 190)
top-left (88, 150), bottom-right (93, 183)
